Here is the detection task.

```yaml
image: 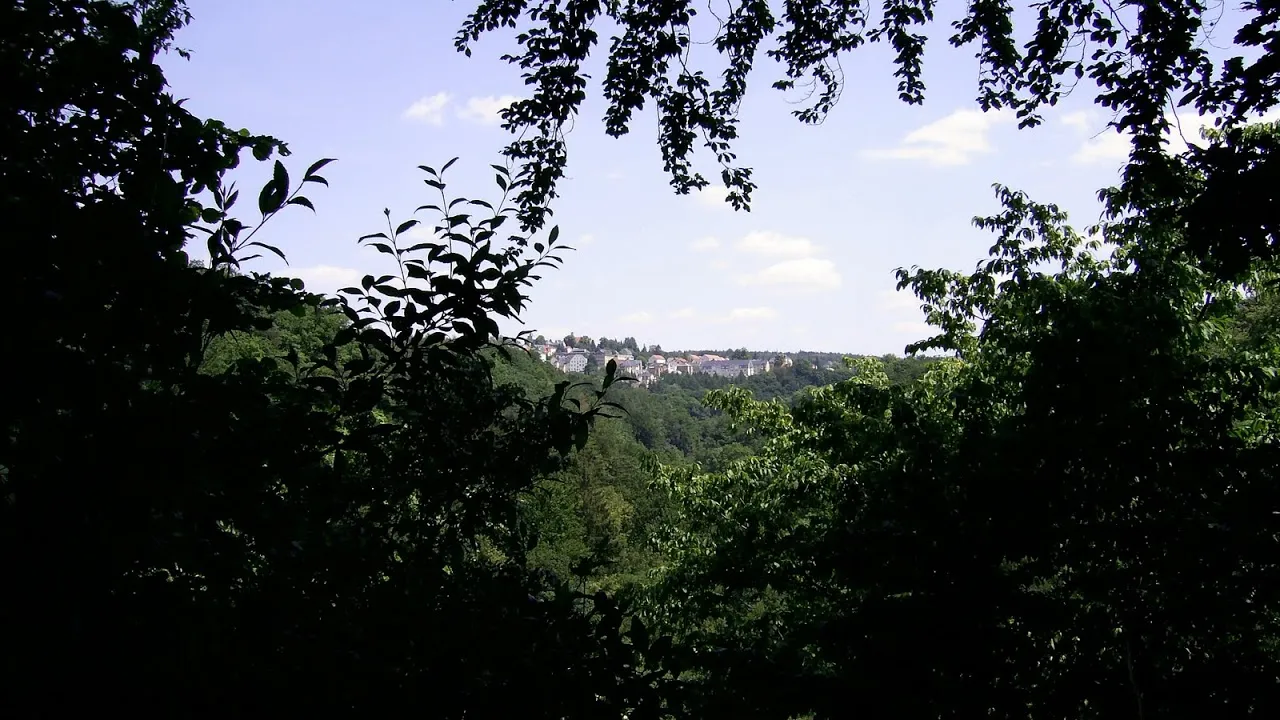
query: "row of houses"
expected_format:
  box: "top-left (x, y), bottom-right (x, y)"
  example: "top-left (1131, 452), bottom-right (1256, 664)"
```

top-left (524, 343), bottom-right (788, 385)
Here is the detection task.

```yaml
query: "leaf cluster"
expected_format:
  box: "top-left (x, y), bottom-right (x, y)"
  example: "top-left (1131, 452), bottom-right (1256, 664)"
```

top-left (0, 3), bottom-right (681, 716)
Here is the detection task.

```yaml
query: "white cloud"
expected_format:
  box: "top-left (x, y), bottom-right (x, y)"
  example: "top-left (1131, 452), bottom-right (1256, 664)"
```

top-left (619, 311), bottom-right (655, 324)
top-left (402, 224), bottom-right (437, 242)
top-left (736, 230), bottom-right (819, 258)
top-left (458, 94), bottom-right (522, 126)
top-left (1072, 113), bottom-right (1201, 165)
top-left (1060, 110), bottom-right (1094, 131)
top-left (578, 233), bottom-right (596, 246)
top-left (665, 306), bottom-right (777, 324)
top-left (1072, 129), bottom-right (1132, 165)
top-left (403, 92), bottom-right (452, 125)
top-left (691, 236), bottom-right (721, 251)
top-left (1068, 109), bottom-right (1280, 166)
top-left (709, 259), bottom-right (731, 270)
top-left (862, 108), bottom-right (1013, 166)
top-left (727, 307), bottom-right (779, 321)
top-left (737, 258), bottom-right (842, 290)
top-left (287, 265), bottom-right (365, 296)
top-left (877, 289), bottom-right (920, 312)
top-left (694, 184), bottom-right (729, 209)
top-left (876, 289), bottom-right (931, 339)
top-left (892, 321), bottom-right (933, 336)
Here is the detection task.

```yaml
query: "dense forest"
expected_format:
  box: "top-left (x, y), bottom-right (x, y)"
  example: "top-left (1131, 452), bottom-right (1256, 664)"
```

top-left (5, 1), bottom-right (1280, 718)
top-left (204, 301), bottom-right (939, 646)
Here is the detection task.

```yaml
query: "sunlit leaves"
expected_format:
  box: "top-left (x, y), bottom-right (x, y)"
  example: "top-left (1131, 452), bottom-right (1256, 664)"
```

top-left (640, 177), bottom-right (1280, 717)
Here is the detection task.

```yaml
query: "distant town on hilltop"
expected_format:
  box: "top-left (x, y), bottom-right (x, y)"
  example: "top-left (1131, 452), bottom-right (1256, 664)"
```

top-left (515, 333), bottom-right (924, 387)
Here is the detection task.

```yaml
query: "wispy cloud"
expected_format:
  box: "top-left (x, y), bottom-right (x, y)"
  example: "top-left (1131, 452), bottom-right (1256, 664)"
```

top-left (403, 92), bottom-right (452, 125)
top-left (457, 94), bottom-right (521, 126)
top-left (1060, 110), bottom-right (1094, 131)
top-left (1071, 114), bottom-right (1191, 166)
top-left (727, 307), bottom-right (779, 321)
top-left (666, 306), bottom-right (778, 324)
top-left (877, 289), bottom-right (921, 312)
top-left (891, 321), bottom-right (933, 336)
top-left (578, 233), bottom-right (596, 246)
top-left (619, 310), bottom-right (655, 324)
top-left (737, 258), bottom-right (842, 290)
top-left (402, 224), bottom-right (437, 242)
top-left (691, 236), bottom-right (721, 252)
top-left (862, 108), bottom-right (1013, 166)
top-left (1071, 128), bottom-right (1132, 165)
top-left (735, 230), bottom-right (818, 258)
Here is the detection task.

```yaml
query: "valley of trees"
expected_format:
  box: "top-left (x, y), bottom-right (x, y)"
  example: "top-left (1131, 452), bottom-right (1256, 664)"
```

top-left (5, 0), bottom-right (1280, 718)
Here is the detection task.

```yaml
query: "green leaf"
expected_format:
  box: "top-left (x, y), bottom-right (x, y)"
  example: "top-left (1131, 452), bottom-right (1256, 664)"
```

top-left (258, 183), bottom-right (281, 215)
top-left (247, 241), bottom-right (288, 263)
top-left (287, 196), bottom-right (315, 212)
top-left (304, 157), bottom-right (336, 178)
top-left (272, 159), bottom-right (288, 194)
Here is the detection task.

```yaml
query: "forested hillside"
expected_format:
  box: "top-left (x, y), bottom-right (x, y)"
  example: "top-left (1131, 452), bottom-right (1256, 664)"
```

top-left (6, 1), bottom-right (1280, 718)
top-left (204, 309), bottom-right (932, 600)
top-left (501, 349), bottom-right (939, 599)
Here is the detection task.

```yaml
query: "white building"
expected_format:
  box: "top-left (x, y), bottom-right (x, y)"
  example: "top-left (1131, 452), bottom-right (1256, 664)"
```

top-left (698, 358), bottom-right (772, 378)
top-left (556, 353), bottom-right (588, 373)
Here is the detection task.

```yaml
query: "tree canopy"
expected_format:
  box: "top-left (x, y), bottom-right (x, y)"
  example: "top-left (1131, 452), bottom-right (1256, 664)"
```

top-left (6, 0), bottom-right (1280, 717)
top-left (458, 0), bottom-right (1279, 268)
top-left (455, 0), bottom-right (1280, 716)
top-left (2, 2), bottom-right (674, 715)
top-left (640, 181), bottom-right (1280, 717)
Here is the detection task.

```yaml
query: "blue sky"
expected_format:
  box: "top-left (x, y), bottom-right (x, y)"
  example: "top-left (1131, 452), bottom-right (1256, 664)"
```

top-left (162, 0), bottom-right (1258, 354)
